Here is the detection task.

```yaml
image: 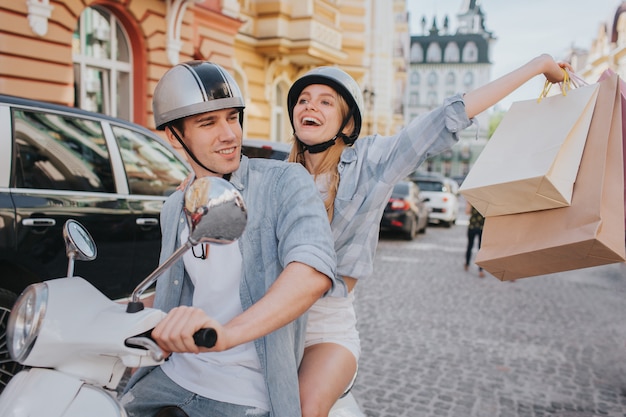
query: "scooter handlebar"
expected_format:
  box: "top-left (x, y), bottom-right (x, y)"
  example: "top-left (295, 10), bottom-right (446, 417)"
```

top-left (193, 328), bottom-right (217, 348)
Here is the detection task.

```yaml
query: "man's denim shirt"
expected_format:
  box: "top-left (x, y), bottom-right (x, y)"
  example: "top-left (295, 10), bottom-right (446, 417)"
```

top-left (125, 156), bottom-right (340, 417)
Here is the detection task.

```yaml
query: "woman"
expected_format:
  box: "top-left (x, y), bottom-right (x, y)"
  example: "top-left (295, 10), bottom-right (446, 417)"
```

top-left (288, 54), bottom-right (571, 417)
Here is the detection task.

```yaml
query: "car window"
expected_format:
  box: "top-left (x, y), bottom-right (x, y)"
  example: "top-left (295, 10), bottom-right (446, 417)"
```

top-left (112, 125), bottom-right (190, 196)
top-left (416, 180), bottom-right (444, 192)
top-left (392, 182), bottom-right (409, 196)
top-left (13, 109), bottom-right (115, 192)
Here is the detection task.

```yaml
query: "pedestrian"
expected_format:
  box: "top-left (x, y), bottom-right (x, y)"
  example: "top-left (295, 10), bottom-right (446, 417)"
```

top-left (120, 61), bottom-right (342, 417)
top-left (464, 201), bottom-right (485, 277)
top-left (287, 53), bottom-right (572, 417)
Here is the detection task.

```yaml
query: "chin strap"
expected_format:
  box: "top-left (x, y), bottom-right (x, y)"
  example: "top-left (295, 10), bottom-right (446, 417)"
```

top-left (168, 126), bottom-right (231, 181)
top-left (297, 107), bottom-right (357, 154)
top-left (298, 135), bottom-right (338, 154)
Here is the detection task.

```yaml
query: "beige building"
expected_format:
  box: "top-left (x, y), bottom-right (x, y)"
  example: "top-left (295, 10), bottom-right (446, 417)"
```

top-left (0, 0), bottom-right (409, 144)
top-left (570, 2), bottom-right (626, 83)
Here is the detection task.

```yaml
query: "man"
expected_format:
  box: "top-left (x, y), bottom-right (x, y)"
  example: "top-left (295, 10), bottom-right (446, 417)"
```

top-left (121, 61), bottom-right (342, 417)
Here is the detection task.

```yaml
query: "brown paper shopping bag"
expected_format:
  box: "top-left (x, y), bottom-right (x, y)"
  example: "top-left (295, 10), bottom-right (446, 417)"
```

top-left (598, 69), bottom-right (626, 236)
top-left (475, 74), bottom-right (625, 281)
top-left (459, 81), bottom-right (600, 217)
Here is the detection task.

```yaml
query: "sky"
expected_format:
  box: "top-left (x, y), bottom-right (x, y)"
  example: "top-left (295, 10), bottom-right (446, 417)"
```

top-left (406, 0), bottom-right (621, 110)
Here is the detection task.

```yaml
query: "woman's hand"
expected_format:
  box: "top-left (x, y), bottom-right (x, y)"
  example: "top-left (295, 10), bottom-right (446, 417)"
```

top-left (535, 54), bottom-right (573, 84)
top-left (463, 53), bottom-right (577, 118)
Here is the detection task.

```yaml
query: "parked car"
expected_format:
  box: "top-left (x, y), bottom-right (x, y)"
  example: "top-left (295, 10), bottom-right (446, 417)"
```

top-left (380, 180), bottom-right (429, 240)
top-left (242, 138), bottom-right (290, 160)
top-left (408, 171), bottom-right (459, 227)
top-left (0, 94), bottom-right (192, 392)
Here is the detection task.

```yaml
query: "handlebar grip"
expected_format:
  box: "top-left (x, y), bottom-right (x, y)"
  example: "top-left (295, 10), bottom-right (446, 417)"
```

top-left (193, 328), bottom-right (217, 348)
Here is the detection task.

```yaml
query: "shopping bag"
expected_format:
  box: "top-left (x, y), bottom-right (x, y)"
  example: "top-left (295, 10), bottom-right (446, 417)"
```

top-left (597, 69), bottom-right (626, 235)
top-left (475, 73), bottom-right (625, 281)
top-left (459, 81), bottom-right (600, 217)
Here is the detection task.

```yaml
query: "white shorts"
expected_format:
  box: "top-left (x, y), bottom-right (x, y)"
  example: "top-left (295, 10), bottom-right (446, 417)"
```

top-left (304, 290), bottom-right (361, 361)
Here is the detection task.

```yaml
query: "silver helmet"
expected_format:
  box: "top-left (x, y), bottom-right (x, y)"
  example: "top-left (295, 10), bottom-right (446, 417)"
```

top-left (287, 66), bottom-right (364, 143)
top-left (153, 61), bottom-right (245, 130)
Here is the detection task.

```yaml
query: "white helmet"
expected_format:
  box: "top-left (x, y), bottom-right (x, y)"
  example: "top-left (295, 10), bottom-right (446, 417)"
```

top-left (287, 66), bottom-right (364, 144)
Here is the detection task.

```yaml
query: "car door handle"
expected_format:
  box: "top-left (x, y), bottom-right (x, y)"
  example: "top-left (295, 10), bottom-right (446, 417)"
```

top-left (22, 218), bottom-right (56, 227)
top-left (136, 218), bottom-right (159, 226)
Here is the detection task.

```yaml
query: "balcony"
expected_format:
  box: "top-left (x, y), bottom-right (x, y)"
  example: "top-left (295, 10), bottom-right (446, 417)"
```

top-left (238, 1), bottom-right (347, 65)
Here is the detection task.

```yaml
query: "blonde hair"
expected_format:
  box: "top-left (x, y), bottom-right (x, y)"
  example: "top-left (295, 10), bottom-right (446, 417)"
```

top-left (288, 92), bottom-right (356, 222)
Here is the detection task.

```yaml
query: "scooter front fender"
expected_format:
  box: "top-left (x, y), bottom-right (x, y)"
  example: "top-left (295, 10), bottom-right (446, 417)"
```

top-left (0, 368), bottom-right (125, 417)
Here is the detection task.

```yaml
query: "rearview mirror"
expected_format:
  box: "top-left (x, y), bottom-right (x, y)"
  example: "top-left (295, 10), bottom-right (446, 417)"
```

top-left (127, 176), bottom-right (247, 311)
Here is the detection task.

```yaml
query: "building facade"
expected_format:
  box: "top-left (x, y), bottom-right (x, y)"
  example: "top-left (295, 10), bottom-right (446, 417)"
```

top-left (0, 0), bottom-right (408, 144)
top-left (406, 0), bottom-right (495, 178)
top-left (569, 2), bottom-right (626, 84)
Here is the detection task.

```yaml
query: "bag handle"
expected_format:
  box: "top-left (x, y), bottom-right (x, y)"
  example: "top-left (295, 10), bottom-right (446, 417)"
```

top-left (537, 68), bottom-right (571, 102)
top-left (566, 69), bottom-right (589, 87)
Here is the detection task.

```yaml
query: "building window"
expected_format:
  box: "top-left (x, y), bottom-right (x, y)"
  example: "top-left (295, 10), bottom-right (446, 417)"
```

top-left (272, 81), bottom-right (291, 143)
top-left (410, 43), bottom-right (424, 62)
top-left (443, 42), bottom-right (460, 62)
top-left (427, 72), bottom-right (438, 87)
top-left (464, 72), bottom-right (474, 89)
top-left (462, 41), bottom-right (478, 63)
top-left (409, 92), bottom-right (419, 106)
top-left (410, 71), bottom-right (420, 85)
top-left (73, 6), bottom-right (132, 119)
top-left (426, 43), bottom-right (442, 63)
top-left (445, 72), bottom-right (456, 86)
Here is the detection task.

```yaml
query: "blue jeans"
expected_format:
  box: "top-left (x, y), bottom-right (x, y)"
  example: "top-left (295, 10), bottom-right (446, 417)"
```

top-left (120, 367), bottom-right (270, 417)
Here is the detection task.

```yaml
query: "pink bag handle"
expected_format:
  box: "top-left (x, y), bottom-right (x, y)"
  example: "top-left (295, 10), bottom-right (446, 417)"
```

top-left (566, 69), bottom-right (589, 88)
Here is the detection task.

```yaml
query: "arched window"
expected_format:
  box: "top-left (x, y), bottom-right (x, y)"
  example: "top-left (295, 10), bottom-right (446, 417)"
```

top-left (463, 72), bottom-right (474, 89)
top-left (410, 43), bottom-right (424, 62)
top-left (445, 72), bottom-right (456, 86)
top-left (443, 42), bottom-right (460, 62)
top-left (462, 41), bottom-right (478, 63)
top-left (410, 71), bottom-right (420, 85)
top-left (426, 42), bottom-right (442, 63)
top-left (427, 72), bottom-right (438, 87)
top-left (273, 81), bottom-right (291, 143)
top-left (73, 6), bottom-right (132, 119)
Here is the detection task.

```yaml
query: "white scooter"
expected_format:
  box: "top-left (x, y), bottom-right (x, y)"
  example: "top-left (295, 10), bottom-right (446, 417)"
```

top-left (0, 176), bottom-right (363, 417)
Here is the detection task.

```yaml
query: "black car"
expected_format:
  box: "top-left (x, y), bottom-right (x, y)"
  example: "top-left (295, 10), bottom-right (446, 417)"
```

top-left (380, 180), bottom-right (429, 240)
top-left (0, 94), bottom-right (191, 392)
top-left (242, 138), bottom-right (290, 160)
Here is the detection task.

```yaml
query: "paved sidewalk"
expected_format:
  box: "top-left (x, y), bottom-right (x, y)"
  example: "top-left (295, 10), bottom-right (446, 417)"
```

top-left (351, 224), bottom-right (626, 417)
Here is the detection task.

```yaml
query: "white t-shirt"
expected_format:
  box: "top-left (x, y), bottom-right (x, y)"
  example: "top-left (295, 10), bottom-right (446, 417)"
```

top-left (161, 227), bottom-right (269, 411)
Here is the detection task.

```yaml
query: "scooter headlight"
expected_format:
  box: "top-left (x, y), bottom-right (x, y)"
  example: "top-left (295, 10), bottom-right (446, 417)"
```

top-left (7, 283), bottom-right (48, 363)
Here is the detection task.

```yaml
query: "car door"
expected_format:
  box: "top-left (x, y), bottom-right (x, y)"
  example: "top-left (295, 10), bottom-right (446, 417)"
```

top-left (7, 107), bottom-right (137, 299)
top-left (108, 123), bottom-right (190, 285)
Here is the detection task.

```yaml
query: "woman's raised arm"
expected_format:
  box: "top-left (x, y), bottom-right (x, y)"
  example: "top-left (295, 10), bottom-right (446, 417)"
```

top-left (464, 54), bottom-right (572, 119)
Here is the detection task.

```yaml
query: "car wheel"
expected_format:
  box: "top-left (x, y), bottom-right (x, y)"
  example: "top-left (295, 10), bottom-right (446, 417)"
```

top-left (0, 288), bottom-right (22, 394)
top-left (403, 216), bottom-right (418, 240)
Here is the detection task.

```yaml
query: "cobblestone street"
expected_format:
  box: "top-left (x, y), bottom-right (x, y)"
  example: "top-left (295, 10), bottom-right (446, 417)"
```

top-left (351, 217), bottom-right (626, 417)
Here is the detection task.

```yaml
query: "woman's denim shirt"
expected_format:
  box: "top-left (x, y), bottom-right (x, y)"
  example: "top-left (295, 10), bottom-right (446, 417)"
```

top-left (331, 95), bottom-right (473, 282)
top-left (126, 156), bottom-right (339, 417)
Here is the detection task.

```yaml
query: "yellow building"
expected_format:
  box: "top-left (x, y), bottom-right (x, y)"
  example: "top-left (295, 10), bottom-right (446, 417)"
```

top-left (0, 0), bottom-right (408, 143)
top-left (570, 2), bottom-right (626, 82)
